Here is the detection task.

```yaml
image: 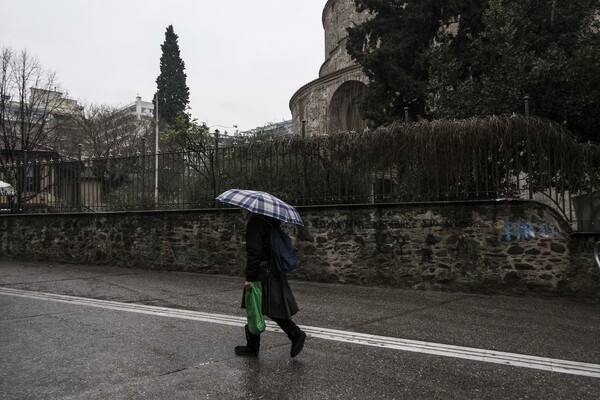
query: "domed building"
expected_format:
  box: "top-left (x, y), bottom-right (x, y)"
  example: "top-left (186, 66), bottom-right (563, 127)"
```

top-left (289, 0), bottom-right (371, 136)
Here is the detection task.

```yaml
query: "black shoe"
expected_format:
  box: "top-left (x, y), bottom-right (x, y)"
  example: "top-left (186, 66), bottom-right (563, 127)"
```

top-left (235, 345), bottom-right (259, 357)
top-left (235, 325), bottom-right (260, 357)
top-left (290, 331), bottom-right (306, 358)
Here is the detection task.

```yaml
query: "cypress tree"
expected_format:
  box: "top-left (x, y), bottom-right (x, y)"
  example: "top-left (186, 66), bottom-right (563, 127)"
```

top-left (154, 25), bottom-right (190, 126)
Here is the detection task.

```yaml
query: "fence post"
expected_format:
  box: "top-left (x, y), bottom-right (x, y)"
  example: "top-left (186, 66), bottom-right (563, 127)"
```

top-left (300, 120), bottom-right (308, 204)
top-left (77, 144), bottom-right (82, 211)
top-left (141, 137), bottom-right (146, 207)
top-left (18, 150), bottom-right (27, 212)
top-left (213, 130), bottom-right (220, 203)
top-left (524, 96), bottom-right (533, 199)
top-left (404, 107), bottom-right (410, 122)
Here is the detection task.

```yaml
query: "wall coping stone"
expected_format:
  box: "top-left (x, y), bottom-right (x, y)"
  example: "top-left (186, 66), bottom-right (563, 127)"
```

top-left (0, 199), bottom-right (572, 233)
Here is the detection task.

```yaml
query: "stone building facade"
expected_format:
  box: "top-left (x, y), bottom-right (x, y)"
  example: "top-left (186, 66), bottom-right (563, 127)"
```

top-left (289, 0), bottom-right (371, 136)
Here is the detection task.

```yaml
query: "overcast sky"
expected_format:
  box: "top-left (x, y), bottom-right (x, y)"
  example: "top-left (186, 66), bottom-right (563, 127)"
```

top-left (1, 0), bottom-right (326, 132)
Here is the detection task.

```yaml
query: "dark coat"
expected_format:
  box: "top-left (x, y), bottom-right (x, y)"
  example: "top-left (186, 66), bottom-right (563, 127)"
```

top-left (241, 213), bottom-right (299, 320)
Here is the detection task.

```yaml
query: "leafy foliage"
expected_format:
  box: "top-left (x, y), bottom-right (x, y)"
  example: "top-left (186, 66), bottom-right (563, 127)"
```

top-left (348, 0), bottom-right (600, 142)
top-left (206, 116), bottom-right (599, 206)
top-left (428, 0), bottom-right (600, 143)
top-left (11, 117), bottom-right (597, 219)
top-left (161, 114), bottom-right (228, 204)
top-left (346, 0), bottom-right (488, 125)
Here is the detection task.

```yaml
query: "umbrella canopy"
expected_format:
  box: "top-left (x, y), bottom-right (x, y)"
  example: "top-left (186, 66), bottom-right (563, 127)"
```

top-left (216, 189), bottom-right (304, 226)
top-left (0, 181), bottom-right (15, 196)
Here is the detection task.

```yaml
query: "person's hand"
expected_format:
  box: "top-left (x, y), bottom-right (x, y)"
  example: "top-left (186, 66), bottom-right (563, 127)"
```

top-left (244, 281), bottom-right (252, 291)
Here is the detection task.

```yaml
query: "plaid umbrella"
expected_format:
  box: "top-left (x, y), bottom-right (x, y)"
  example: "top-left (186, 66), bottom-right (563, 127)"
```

top-left (216, 189), bottom-right (304, 226)
top-left (0, 181), bottom-right (15, 196)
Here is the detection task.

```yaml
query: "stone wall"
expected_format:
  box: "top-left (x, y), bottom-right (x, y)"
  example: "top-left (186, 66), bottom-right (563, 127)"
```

top-left (0, 200), bottom-right (598, 299)
top-left (293, 201), bottom-right (599, 299)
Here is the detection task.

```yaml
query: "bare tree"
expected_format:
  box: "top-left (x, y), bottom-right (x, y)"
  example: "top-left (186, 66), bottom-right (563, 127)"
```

top-left (0, 48), bottom-right (74, 159)
top-left (66, 103), bottom-right (152, 159)
top-left (63, 103), bottom-right (153, 203)
top-left (0, 47), bottom-right (77, 209)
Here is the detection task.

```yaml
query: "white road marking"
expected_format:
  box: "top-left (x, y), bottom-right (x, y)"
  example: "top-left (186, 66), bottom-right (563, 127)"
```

top-left (2, 287), bottom-right (599, 378)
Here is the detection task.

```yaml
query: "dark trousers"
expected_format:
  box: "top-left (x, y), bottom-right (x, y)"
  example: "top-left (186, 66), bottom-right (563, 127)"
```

top-left (270, 317), bottom-right (302, 340)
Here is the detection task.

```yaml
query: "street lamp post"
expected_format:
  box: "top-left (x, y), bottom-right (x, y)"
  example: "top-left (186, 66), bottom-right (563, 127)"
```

top-left (154, 94), bottom-right (159, 205)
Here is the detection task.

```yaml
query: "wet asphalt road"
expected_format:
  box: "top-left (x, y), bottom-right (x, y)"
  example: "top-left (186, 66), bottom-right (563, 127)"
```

top-left (1, 260), bottom-right (599, 399)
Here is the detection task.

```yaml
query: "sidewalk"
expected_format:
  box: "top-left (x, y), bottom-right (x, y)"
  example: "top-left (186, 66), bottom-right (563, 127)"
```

top-left (2, 259), bottom-right (599, 362)
top-left (2, 259), bottom-right (600, 399)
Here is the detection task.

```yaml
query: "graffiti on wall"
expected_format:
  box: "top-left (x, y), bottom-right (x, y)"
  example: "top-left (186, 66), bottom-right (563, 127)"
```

top-left (504, 217), bottom-right (553, 241)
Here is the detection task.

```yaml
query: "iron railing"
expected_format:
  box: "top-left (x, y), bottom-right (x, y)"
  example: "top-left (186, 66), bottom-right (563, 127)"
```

top-left (1, 117), bottom-right (598, 231)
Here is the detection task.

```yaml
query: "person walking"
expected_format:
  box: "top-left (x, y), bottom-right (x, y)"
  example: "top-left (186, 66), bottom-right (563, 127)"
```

top-left (234, 208), bottom-right (306, 358)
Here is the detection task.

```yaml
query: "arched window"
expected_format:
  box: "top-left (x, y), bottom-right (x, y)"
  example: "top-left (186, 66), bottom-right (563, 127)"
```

top-left (328, 80), bottom-right (367, 133)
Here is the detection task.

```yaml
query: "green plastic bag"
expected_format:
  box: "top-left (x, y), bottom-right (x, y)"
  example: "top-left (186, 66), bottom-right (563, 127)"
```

top-left (245, 282), bottom-right (265, 334)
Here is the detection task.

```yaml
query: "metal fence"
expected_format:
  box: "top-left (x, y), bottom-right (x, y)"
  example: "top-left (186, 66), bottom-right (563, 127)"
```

top-left (1, 116), bottom-right (599, 231)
